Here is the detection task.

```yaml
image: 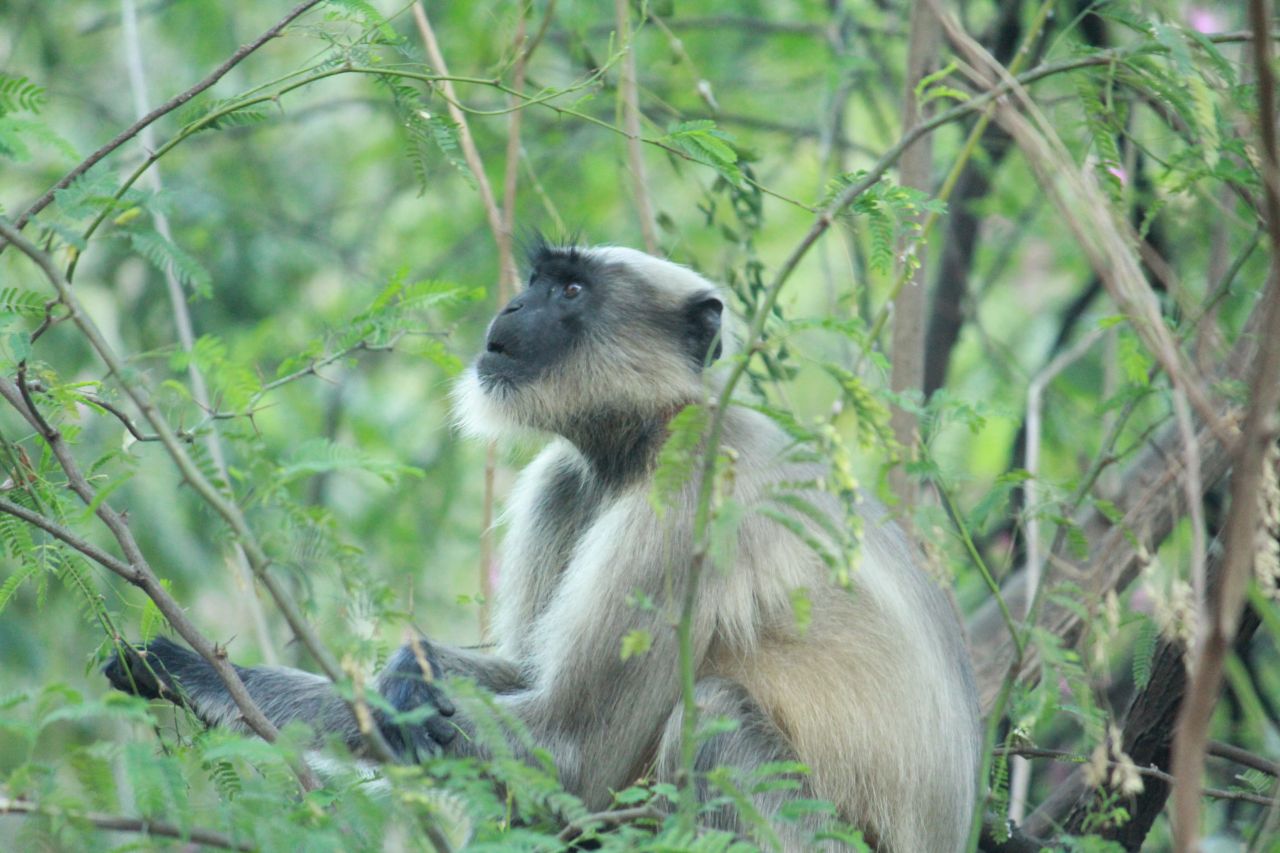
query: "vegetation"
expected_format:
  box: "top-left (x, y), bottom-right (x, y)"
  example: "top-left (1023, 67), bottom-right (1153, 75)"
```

top-left (0, 0), bottom-right (1277, 850)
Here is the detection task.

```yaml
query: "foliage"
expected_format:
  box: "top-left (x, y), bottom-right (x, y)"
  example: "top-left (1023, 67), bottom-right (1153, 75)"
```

top-left (0, 1), bottom-right (1275, 851)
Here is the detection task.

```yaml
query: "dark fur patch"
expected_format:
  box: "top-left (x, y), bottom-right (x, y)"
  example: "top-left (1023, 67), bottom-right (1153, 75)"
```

top-left (520, 231), bottom-right (585, 274)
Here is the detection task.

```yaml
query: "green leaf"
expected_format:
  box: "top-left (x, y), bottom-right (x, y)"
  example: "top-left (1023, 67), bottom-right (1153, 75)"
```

top-left (789, 586), bottom-right (811, 636)
top-left (1132, 615), bottom-right (1157, 690)
top-left (650, 404), bottom-right (708, 517)
top-left (619, 629), bottom-right (652, 660)
top-left (126, 231), bottom-right (213, 299)
top-left (0, 72), bottom-right (46, 114)
top-left (275, 438), bottom-right (425, 487)
top-left (662, 120), bottom-right (745, 187)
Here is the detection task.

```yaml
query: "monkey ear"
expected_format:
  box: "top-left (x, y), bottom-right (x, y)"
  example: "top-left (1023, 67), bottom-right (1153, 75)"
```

top-left (685, 296), bottom-right (724, 368)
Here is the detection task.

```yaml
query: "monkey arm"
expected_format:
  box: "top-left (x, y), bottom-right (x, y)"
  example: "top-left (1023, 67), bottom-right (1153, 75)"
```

top-left (104, 636), bottom-right (458, 759)
top-left (420, 641), bottom-right (527, 694)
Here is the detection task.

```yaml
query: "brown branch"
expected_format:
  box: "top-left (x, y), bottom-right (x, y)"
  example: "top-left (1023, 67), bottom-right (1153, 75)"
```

top-left (1171, 2), bottom-right (1280, 847)
top-left (0, 220), bottom-right (340, 680)
top-left (410, 1), bottom-right (522, 642)
top-left (1022, 515), bottom-right (1271, 846)
top-left (0, 496), bottom-right (137, 580)
top-left (887, 0), bottom-right (940, 504)
top-left (0, 218), bottom-right (404, 773)
top-left (1209, 740), bottom-right (1280, 778)
top-left (934, 2), bottom-right (1233, 453)
top-left (1002, 747), bottom-right (1276, 808)
top-left (555, 804), bottom-right (663, 843)
top-left (0, 797), bottom-right (252, 851)
top-left (0, 374), bottom-right (301, 780)
top-left (411, 2), bottom-right (520, 293)
top-left (617, 0), bottom-right (658, 253)
top-left (7, 0), bottom-right (323, 236)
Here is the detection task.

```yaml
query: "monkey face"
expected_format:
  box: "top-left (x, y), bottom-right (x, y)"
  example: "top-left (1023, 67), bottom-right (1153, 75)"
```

top-left (477, 253), bottom-right (603, 391)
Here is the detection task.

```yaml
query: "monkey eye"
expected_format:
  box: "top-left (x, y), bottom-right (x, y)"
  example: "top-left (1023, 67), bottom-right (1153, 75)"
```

top-left (562, 282), bottom-right (583, 299)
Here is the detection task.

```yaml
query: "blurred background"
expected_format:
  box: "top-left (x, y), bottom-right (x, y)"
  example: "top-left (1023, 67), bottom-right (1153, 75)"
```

top-left (0, 1), bottom-right (1272, 850)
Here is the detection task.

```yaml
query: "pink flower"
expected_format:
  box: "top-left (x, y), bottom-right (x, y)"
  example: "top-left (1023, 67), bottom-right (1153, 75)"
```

top-left (1106, 164), bottom-right (1128, 185)
top-left (1186, 7), bottom-right (1226, 34)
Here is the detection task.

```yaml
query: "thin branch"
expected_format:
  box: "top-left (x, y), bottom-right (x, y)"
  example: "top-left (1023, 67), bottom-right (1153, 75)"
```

top-left (411, 1), bottom-right (522, 640)
top-left (411, 3), bottom-right (520, 294)
top-left (0, 220), bottom-right (366, 758)
top-left (556, 804), bottom-right (663, 843)
top-left (0, 371), bottom-right (301, 780)
top-left (0, 497), bottom-right (138, 580)
top-left (1210, 740), bottom-right (1280, 778)
top-left (932, 2), bottom-right (1233, 453)
top-left (1172, 1), bottom-right (1280, 847)
top-left (0, 217), bottom-right (400, 772)
top-left (616, 0), bottom-right (658, 253)
top-left (0, 797), bottom-right (253, 851)
top-left (999, 748), bottom-right (1277, 808)
top-left (1010, 326), bottom-right (1108, 822)
top-left (7, 0), bottom-right (323, 235)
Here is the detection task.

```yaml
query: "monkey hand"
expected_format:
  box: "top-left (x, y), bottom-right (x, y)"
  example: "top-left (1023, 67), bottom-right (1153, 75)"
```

top-left (103, 637), bottom-right (203, 705)
top-left (376, 640), bottom-right (459, 759)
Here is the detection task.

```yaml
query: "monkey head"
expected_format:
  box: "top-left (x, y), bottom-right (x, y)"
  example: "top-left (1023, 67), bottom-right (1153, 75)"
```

top-left (454, 242), bottom-right (727, 445)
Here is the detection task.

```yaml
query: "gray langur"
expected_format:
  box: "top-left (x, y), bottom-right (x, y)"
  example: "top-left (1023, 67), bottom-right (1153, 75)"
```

top-left (105, 242), bottom-right (981, 851)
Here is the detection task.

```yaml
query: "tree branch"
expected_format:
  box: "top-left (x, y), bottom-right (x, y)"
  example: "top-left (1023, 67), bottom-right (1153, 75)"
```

top-left (1171, 1), bottom-right (1280, 846)
top-left (0, 797), bottom-right (252, 851)
top-left (616, 0), bottom-right (658, 253)
top-left (0, 217), bottom-right (402, 769)
top-left (7, 0), bottom-right (323, 236)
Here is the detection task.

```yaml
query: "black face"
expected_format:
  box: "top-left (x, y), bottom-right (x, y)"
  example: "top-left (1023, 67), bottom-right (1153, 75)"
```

top-left (477, 246), bottom-right (603, 387)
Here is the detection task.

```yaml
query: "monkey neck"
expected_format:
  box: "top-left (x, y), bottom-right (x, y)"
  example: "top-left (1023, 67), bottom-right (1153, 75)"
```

top-left (560, 406), bottom-right (682, 488)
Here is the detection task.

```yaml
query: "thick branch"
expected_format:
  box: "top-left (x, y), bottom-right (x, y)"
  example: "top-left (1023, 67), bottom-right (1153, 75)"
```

top-left (888, 0), bottom-right (940, 503)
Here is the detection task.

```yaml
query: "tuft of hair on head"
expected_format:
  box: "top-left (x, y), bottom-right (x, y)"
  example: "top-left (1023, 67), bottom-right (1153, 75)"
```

top-left (517, 229), bottom-right (584, 274)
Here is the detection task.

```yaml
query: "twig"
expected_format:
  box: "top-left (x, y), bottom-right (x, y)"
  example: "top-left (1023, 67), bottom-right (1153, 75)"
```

top-left (6, 229), bottom-right (411, 773)
top-left (411, 2), bottom-right (522, 639)
top-left (616, 0), bottom-right (658, 253)
top-left (411, 3), bottom-right (520, 293)
top-left (1172, 387), bottom-right (1208, 637)
top-left (0, 218), bottom-right (395, 776)
top-left (932, 2), bottom-right (1234, 453)
top-left (0, 797), bottom-right (253, 851)
top-left (555, 804), bottom-right (663, 842)
top-left (0, 496), bottom-right (137, 580)
top-left (998, 748), bottom-right (1277, 808)
top-left (1010, 325), bottom-right (1108, 822)
top-left (1172, 1), bottom-right (1280, 848)
top-left (1210, 740), bottom-right (1280, 777)
top-left (7, 0), bottom-right (323, 236)
top-left (0, 373), bottom-right (304, 783)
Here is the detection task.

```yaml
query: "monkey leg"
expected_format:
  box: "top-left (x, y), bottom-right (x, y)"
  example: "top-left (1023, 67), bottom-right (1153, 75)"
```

top-left (654, 677), bottom-right (825, 851)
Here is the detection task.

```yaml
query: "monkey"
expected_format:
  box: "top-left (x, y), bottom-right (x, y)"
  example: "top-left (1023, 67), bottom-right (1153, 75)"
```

top-left (105, 241), bottom-right (981, 851)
